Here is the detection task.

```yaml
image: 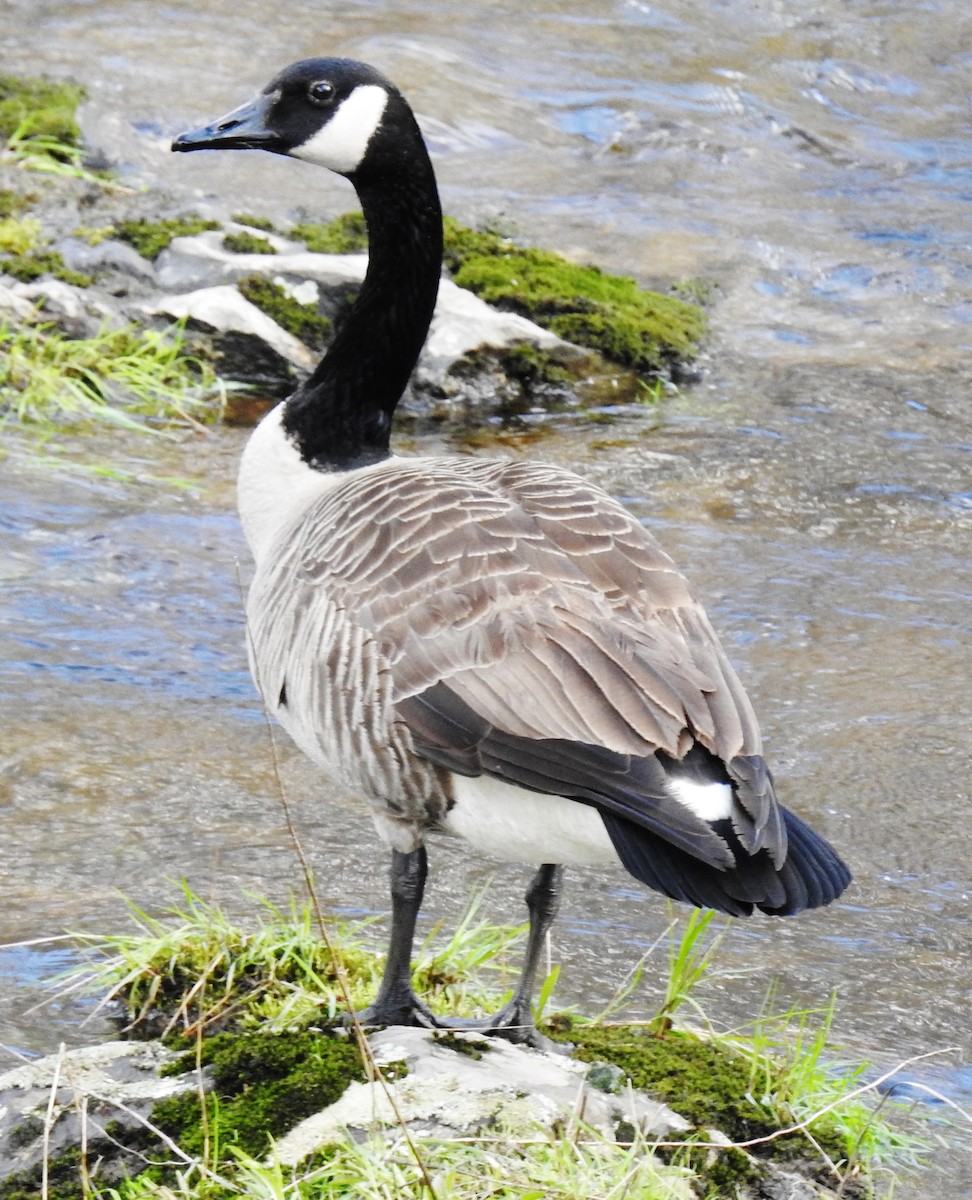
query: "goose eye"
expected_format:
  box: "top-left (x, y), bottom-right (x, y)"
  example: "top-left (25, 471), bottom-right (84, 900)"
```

top-left (307, 80), bottom-right (335, 105)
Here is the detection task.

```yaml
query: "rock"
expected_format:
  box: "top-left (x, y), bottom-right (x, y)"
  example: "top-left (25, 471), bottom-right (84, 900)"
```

top-left (57, 236), bottom-right (157, 282)
top-left (147, 284), bottom-right (316, 371)
top-left (272, 1025), bottom-right (690, 1164)
top-left (154, 232), bottom-right (580, 375)
top-left (0, 282), bottom-right (37, 321)
top-left (0, 1040), bottom-right (204, 1184)
top-left (155, 230), bottom-right (368, 293)
top-left (3, 279), bottom-right (121, 339)
top-left (9, 279), bottom-right (89, 323)
top-left (0, 1031), bottom-right (847, 1199)
top-left (425, 278), bottom-right (566, 364)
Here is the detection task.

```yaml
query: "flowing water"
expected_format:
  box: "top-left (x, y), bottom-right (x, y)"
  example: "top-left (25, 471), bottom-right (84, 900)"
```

top-left (2, 1), bottom-right (971, 1192)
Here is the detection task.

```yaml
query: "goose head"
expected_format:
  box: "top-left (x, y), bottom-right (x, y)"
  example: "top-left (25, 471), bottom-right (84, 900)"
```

top-left (172, 57), bottom-right (421, 180)
top-left (172, 58), bottom-right (443, 472)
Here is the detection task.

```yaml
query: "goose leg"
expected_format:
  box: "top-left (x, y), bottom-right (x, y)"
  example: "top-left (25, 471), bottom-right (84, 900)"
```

top-left (445, 863), bottom-right (564, 1050)
top-left (354, 846), bottom-right (438, 1028)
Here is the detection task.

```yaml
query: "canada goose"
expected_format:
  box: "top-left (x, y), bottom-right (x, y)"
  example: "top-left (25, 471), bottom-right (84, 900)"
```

top-left (173, 58), bottom-right (851, 1047)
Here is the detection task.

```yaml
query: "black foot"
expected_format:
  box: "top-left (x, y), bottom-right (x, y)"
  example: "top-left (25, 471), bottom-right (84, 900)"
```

top-left (343, 988), bottom-right (440, 1031)
top-left (439, 1000), bottom-right (566, 1054)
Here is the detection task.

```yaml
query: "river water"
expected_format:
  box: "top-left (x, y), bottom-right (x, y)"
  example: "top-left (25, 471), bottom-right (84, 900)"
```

top-left (2, 1), bottom-right (971, 1193)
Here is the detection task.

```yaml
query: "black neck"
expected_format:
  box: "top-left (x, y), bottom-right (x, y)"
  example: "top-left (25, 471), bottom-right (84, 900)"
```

top-left (282, 129), bottom-right (443, 470)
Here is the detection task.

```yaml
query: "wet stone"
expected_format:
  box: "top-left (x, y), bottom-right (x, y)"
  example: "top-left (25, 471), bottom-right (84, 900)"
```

top-left (0, 1041), bottom-right (205, 1185)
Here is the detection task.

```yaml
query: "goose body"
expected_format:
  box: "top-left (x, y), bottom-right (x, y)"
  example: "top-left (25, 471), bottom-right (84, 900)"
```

top-left (174, 59), bottom-right (850, 1043)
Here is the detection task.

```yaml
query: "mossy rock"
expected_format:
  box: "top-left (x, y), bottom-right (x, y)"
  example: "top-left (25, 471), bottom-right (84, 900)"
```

top-left (298, 210), bottom-right (704, 377)
top-left (453, 251), bottom-right (704, 376)
top-left (0, 249), bottom-right (94, 287)
top-left (555, 1022), bottom-right (852, 1176)
top-left (292, 211), bottom-right (368, 253)
top-left (237, 274), bottom-right (332, 350)
top-left (0, 75), bottom-right (84, 154)
top-left (231, 212), bottom-right (277, 232)
top-left (112, 215), bottom-right (220, 260)
top-left (223, 230), bottom-right (277, 255)
top-left (153, 1028), bottom-right (365, 1161)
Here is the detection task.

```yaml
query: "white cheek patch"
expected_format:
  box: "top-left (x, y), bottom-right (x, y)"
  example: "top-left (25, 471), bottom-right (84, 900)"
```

top-left (290, 84), bottom-right (389, 174)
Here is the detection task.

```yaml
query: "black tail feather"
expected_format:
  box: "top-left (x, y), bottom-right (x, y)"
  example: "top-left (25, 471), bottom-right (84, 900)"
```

top-left (600, 803), bottom-right (850, 918)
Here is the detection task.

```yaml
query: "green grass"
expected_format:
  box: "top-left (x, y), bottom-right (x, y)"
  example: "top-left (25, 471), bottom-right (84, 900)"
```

top-left (0, 74), bottom-right (85, 174)
top-left (58, 883), bottom-right (527, 1038)
top-left (0, 317), bottom-right (223, 433)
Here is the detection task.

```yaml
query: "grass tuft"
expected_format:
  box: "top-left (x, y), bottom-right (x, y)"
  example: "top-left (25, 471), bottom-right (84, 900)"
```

top-left (0, 317), bottom-right (223, 433)
top-left (0, 74), bottom-right (86, 176)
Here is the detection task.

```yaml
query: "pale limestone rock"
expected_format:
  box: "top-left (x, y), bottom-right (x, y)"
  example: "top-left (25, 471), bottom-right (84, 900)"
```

top-left (272, 1025), bottom-right (689, 1165)
top-left (155, 230), bottom-right (368, 292)
top-left (0, 1041), bottom-right (198, 1183)
top-left (147, 284), bottom-right (316, 369)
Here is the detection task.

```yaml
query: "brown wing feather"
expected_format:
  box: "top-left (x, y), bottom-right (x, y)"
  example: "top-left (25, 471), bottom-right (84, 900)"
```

top-left (285, 456), bottom-right (762, 762)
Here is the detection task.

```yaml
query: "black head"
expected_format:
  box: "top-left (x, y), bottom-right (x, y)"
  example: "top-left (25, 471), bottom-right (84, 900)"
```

top-left (172, 57), bottom-right (411, 177)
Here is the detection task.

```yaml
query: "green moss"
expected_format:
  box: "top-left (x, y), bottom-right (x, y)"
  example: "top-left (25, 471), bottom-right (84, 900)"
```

top-left (292, 210), bottom-right (368, 253)
top-left (286, 210), bottom-right (702, 376)
top-left (0, 1148), bottom-right (88, 1200)
top-left (231, 212), bottom-right (277, 232)
top-left (112, 215), bottom-right (220, 260)
top-left (0, 189), bottom-right (33, 219)
top-left (0, 75), bottom-right (84, 156)
top-left (441, 215), bottom-right (705, 377)
top-left (237, 274), bottom-right (332, 349)
top-left (441, 215), bottom-right (520, 273)
top-left (431, 1029), bottom-right (493, 1059)
top-left (0, 216), bottom-right (41, 255)
top-left (223, 230), bottom-right (277, 255)
top-left (453, 251), bottom-right (704, 376)
top-left (72, 224), bottom-right (114, 246)
top-left (497, 341), bottom-right (574, 386)
top-left (560, 1024), bottom-right (771, 1138)
top-left (554, 1021), bottom-right (852, 1180)
top-left (1, 249), bottom-right (94, 287)
top-left (152, 1029), bottom-right (365, 1160)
